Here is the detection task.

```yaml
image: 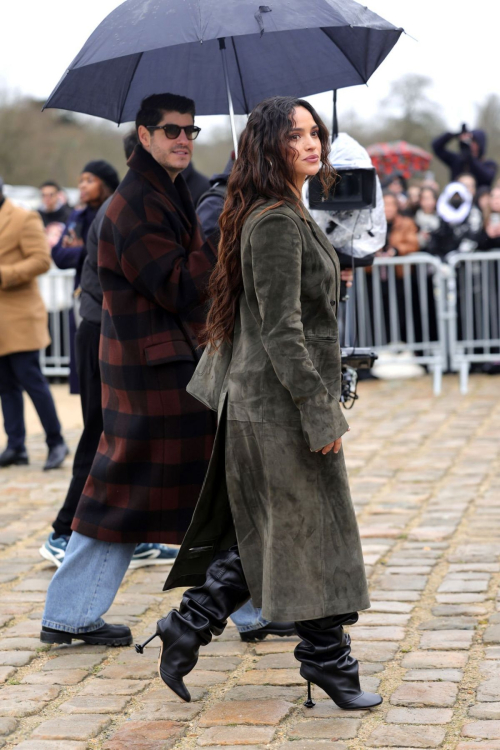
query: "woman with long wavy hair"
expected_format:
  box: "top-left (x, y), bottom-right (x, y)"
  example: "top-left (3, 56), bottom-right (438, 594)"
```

top-left (136, 96), bottom-right (382, 711)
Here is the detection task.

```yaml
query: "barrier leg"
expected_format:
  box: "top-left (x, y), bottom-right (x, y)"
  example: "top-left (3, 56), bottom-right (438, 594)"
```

top-left (460, 362), bottom-right (469, 395)
top-left (433, 366), bottom-right (442, 397)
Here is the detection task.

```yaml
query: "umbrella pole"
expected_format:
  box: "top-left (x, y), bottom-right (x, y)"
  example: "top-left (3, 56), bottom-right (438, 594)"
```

top-left (332, 89), bottom-right (339, 141)
top-left (219, 38), bottom-right (238, 157)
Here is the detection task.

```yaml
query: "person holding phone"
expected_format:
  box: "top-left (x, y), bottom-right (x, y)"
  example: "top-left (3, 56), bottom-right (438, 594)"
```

top-left (432, 126), bottom-right (497, 188)
top-left (52, 162), bottom-right (119, 393)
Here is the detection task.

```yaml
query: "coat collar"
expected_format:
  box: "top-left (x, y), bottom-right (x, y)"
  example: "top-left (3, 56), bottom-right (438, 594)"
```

top-left (127, 145), bottom-right (197, 235)
top-left (0, 199), bottom-right (14, 237)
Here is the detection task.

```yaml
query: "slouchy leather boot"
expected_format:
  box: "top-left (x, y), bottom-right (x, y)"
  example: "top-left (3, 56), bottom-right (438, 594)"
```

top-left (135, 546), bottom-right (250, 701)
top-left (295, 613), bottom-right (383, 710)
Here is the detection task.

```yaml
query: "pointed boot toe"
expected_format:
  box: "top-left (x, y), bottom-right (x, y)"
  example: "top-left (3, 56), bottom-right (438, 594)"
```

top-left (136, 548), bottom-right (250, 701)
top-left (159, 668), bottom-right (191, 702)
top-left (338, 691), bottom-right (383, 710)
top-left (296, 615), bottom-right (384, 712)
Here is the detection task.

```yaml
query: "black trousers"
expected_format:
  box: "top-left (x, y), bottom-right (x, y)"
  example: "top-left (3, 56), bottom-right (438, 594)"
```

top-left (52, 320), bottom-right (102, 538)
top-left (0, 350), bottom-right (63, 450)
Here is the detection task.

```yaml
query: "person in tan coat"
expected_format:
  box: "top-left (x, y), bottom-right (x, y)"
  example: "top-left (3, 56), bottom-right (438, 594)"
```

top-left (0, 178), bottom-right (69, 470)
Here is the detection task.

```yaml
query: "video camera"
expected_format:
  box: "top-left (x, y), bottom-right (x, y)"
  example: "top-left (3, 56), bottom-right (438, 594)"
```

top-left (308, 167), bottom-right (377, 213)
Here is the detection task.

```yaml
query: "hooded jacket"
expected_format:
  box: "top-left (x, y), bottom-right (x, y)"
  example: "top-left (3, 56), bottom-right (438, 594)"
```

top-left (432, 130), bottom-right (497, 188)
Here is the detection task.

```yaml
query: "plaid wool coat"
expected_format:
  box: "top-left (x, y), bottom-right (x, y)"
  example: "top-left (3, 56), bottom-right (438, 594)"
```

top-left (72, 145), bottom-right (217, 543)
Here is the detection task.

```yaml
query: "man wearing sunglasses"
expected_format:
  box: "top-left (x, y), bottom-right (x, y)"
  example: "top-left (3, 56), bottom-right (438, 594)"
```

top-left (41, 93), bottom-right (218, 647)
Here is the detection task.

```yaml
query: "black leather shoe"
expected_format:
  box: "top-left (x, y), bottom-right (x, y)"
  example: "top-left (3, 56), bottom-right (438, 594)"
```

top-left (40, 623), bottom-right (132, 646)
top-left (43, 443), bottom-right (70, 471)
top-left (0, 447), bottom-right (29, 467)
top-left (239, 622), bottom-right (296, 642)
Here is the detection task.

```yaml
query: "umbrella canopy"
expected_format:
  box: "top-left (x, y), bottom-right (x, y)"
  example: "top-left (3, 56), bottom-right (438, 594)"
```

top-left (44, 0), bottom-right (403, 123)
top-left (367, 141), bottom-right (433, 179)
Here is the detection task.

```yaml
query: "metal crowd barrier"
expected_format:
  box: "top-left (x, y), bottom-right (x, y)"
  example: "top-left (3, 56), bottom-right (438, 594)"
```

top-left (343, 254), bottom-right (447, 395)
top-left (38, 253), bottom-right (500, 394)
top-left (38, 268), bottom-right (75, 377)
top-left (446, 249), bottom-right (500, 394)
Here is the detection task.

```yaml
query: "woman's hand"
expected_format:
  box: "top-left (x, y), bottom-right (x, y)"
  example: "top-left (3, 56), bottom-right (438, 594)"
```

top-left (316, 438), bottom-right (342, 455)
top-left (340, 268), bottom-right (354, 288)
top-left (314, 427), bottom-right (350, 455)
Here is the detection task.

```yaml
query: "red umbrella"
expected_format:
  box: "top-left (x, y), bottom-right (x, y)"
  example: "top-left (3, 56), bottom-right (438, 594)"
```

top-left (367, 141), bottom-right (432, 180)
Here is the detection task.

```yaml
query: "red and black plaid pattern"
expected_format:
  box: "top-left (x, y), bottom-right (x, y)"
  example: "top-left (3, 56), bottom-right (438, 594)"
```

top-left (72, 146), bottom-right (217, 544)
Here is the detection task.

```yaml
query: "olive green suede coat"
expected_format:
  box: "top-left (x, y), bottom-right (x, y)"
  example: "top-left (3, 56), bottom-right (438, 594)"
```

top-left (164, 200), bottom-right (370, 621)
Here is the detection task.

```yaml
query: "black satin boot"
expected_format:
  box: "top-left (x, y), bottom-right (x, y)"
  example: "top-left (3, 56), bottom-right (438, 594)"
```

top-left (135, 546), bottom-right (250, 702)
top-left (295, 613), bottom-right (383, 710)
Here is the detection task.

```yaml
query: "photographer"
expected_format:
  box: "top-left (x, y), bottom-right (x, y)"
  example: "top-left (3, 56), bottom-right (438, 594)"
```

top-left (432, 127), bottom-right (497, 188)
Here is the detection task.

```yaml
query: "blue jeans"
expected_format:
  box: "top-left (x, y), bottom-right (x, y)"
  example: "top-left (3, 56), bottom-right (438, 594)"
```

top-left (230, 600), bottom-right (270, 632)
top-left (42, 532), bottom-right (136, 634)
top-left (0, 351), bottom-right (63, 450)
top-left (42, 531), bottom-right (269, 634)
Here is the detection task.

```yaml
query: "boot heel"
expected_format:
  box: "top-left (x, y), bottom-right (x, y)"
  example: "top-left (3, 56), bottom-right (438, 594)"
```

top-left (304, 680), bottom-right (316, 708)
top-left (135, 632), bottom-right (159, 654)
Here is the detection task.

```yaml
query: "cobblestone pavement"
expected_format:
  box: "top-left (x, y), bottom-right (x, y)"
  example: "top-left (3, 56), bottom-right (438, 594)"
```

top-left (0, 374), bottom-right (499, 749)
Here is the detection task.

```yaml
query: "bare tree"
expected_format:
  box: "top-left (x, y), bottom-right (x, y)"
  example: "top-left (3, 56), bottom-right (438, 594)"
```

top-left (378, 74), bottom-right (446, 147)
top-left (0, 96), bottom-right (127, 187)
top-left (476, 94), bottom-right (500, 178)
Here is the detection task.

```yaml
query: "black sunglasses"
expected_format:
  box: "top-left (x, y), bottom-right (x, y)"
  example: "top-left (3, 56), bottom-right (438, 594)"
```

top-left (147, 124), bottom-right (201, 141)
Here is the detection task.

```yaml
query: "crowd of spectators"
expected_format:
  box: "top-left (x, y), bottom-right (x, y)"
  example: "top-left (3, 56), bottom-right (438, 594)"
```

top-left (378, 127), bottom-right (499, 262)
top-left (364, 126), bottom-right (500, 376)
top-left (379, 172), bottom-right (500, 260)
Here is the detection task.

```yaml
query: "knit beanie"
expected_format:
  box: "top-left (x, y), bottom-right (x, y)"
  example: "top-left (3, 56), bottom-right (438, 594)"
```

top-left (82, 160), bottom-right (120, 192)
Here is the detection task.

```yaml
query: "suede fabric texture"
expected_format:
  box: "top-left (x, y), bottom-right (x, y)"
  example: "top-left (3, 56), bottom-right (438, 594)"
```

top-left (165, 200), bottom-right (370, 621)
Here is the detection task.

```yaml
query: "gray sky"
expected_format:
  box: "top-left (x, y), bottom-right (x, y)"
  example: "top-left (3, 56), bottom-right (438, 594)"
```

top-left (1, 0), bottom-right (496, 133)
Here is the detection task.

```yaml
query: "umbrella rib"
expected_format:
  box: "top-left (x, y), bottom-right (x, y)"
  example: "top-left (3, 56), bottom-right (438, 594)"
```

top-left (117, 52), bottom-right (143, 125)
top-left (319, 27), bottom-right (367, 84)
top-left (231, 37), bottom-right (250, 114)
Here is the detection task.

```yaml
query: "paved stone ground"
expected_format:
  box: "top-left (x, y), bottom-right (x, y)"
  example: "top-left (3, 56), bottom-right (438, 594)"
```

top-left (0, 374), bottom-right (499, 749)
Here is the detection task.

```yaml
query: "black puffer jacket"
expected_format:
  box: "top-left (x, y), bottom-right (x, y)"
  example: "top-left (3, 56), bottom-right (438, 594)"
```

top-left (79, 196), bottom-right (112, 326)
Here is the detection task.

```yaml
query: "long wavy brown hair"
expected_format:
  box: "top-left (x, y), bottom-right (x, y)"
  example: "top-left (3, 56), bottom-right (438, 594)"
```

top-left (203, 96), bottom-right (336, 350)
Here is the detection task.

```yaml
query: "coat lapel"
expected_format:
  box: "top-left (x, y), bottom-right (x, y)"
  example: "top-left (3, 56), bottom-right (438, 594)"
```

top-left (300, 203), bottom-right (339, 268)
top-left (175, 172), bottom-right (199, 239)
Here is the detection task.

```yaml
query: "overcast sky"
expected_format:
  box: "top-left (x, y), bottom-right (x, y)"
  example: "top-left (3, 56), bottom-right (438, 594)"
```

top-left (1, 0), bottom-right (496, 134)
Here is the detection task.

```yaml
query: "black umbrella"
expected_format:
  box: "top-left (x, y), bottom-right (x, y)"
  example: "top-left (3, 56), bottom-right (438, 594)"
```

top-left (44, 0), bottom-right (403, 151)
